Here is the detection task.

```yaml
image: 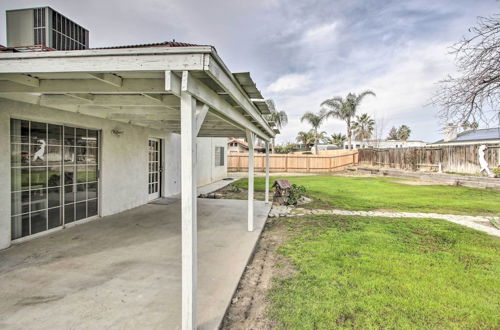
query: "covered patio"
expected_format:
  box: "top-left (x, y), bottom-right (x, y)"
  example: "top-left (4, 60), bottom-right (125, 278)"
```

top-left (0, 44), bottom-right (277, 329)
top-left (0, 197), bottom-right (271, 329)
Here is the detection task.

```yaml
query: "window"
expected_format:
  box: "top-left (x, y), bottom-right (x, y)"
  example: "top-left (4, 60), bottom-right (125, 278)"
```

top-left (215, 146), bottom-right (225, 167)
top-left (10, 119), bottom-right (99, 240)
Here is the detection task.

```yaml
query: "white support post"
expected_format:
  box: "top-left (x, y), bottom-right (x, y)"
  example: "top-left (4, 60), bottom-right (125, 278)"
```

top-left (180, 90), bottom-right (197, 330)
top-left (246, 129), bottom-right (255, 232)
top-left (265, 141), bottom-right (270, 204)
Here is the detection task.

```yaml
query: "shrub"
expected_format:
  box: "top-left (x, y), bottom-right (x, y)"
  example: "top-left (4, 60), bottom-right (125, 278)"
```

top-left (287, 184), bottom-right (306, 206)
top-left (493, 167), bottom-right (500, 176)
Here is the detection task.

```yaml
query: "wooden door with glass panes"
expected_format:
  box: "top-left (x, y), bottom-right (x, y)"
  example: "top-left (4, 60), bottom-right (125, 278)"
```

top-left (148, 139), bottom-right (161, 200)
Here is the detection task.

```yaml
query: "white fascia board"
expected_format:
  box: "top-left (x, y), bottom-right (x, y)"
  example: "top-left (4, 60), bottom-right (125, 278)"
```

top-left (203, 53), bottom-right (274, 139)
top-left (0, 53), bottom-right (206, 73)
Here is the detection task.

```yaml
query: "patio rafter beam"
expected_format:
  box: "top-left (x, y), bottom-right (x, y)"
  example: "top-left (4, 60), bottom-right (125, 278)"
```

top-left (106, 113), bottom-right (179, 121)
top-left (0, 79), bottom-right (165, 94)
top-left (65, 93), bottom-right (94, 102)
top-left (165, 71), bottom-right (181, 97)
top-left (180, 71), bottom-right (269, 142)
top-left (88, 73), bottom-right (123, 87)
top-left (142, 93), bottom-right (180, 112)
top-left (40, 94), bottom-right (90, 105)
top-left (0, 73), bottom-right (39, 87)
top-left (195, 103), bottom-right (209, 135)
top-left (204, 55), bottom-right (274, 138)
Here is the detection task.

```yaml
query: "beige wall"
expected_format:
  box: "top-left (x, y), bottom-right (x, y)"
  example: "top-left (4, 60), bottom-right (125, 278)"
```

top-left (228, 143), bottom-right (247, 154)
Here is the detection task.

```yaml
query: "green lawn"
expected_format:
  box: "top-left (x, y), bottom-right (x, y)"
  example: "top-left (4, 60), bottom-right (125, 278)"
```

top-left (269, 215), bottom-right (500, 329)
top-left (234, 176), bottom-right (500, 215)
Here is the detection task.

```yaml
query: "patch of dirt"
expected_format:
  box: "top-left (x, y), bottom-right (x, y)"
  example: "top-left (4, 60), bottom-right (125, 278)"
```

top-left (214, 184), bottom-right (266, 201)
top-left (220, 219), bottom-right (295, 329)
top-left (473, 220), bottom-right (496, 228)
top-left (395, 180), bottom-right (450, 186)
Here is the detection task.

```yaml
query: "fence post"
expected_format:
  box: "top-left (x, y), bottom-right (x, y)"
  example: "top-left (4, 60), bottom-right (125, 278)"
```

top-left (329, 157), bottom-right (332, 172)
top-left (285, 155), bottom-right (288, 172)
top-left (307, 156), bottom-right (310, 172)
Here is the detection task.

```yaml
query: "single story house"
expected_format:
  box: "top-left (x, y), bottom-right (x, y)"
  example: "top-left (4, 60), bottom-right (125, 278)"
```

top-left (318, 139), bottom-right (427, 150)
top-left (0, 41), bottom-right (274, 329)
top-left (227, 137), bottom-right (266, 153)
top-left (432, 127), bottom-right (500, 146)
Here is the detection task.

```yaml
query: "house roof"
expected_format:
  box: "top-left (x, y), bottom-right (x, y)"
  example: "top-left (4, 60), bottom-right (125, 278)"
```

top-left (0, 44), bottom-right (55, 52)
top-left (433, 127), bottom-right (500, 144)
top-left (227, 138), bottom-right (265, 150)
top-left (91, 41), bottom-right (208, 50)
top-left (455, 128), bottom-right (500, 141)
top-left (0, 42), bottom-right (276, 138)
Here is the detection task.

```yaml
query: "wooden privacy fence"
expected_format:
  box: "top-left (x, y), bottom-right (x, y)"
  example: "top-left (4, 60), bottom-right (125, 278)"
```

top-left (228, 151), bottom-right (358, 173)
top-left (358, 144), bottom-right (500, 174)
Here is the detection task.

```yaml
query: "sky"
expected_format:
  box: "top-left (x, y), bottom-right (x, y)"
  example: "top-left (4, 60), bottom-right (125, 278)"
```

top-left (0, 0), bottom-right (498, 143)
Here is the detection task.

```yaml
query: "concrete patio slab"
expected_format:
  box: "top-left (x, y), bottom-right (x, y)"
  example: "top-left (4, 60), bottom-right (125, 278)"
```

top-left (0, 199), bottom-right (271, 330)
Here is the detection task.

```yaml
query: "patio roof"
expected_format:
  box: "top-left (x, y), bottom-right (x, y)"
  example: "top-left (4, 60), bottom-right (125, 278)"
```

top-left (0, 43), bottom-right (274, 330)
top-left (0, 45), bottom-right (275, 140)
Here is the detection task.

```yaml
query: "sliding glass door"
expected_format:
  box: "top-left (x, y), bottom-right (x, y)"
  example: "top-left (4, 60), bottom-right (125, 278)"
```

top-left (10, 119), bottom-right (99, 240)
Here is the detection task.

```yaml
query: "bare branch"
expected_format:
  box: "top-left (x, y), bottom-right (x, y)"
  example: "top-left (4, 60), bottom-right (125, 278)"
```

top-left (432, 14), bottom-right (500, 126)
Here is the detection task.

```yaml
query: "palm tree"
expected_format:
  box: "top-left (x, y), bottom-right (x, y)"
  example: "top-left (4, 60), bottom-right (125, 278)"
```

top-left (321, 90), bottom-right (376, 150)
top-left (265, 100), bottom-right (288, 153)
top-left (327, 133), bottom-right (347, 147)
top-left (300, 111), bottom-right (326, 154)
top-left (296, 130), bottom-right (315, 149)
top-left (352, 113), bottom-right (375, 141)
top-left (397, 125), bottom-right (411, 141)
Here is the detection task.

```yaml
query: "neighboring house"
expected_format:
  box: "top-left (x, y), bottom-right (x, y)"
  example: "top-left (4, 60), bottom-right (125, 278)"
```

top-left (432, 127), bottom-right (500, 146)
top-left (227, 137), bottom-right (265, 153)
top-left (0, 7), bottom-right (275, 329)
top-left (318, 139), bottom-right (427, 150)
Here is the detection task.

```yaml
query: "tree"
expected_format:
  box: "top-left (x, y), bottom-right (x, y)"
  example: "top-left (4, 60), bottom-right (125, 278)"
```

top-left (265, 99), bottom-right (288, 153)
top-left (326, 133), bottom-right (347, 147)
top-left (387, 126), bottom-right (399, 140)
top-left (321, 90), bottom-right (376, 150)
top-left (433, 14), bottom-right (500, 126)
top-left (296, 130), bottom-right (315, 149)
top-left (461, 121), bottom-right (479, 131)
top-left (352, 113), bottom-right (375, 140)
top-left (300, 111), bottom-right (326, 154)
top-left (275, 143), bottom-right (297, 154)
top-left (315, 130), bottom-right (328, 144)
top-left (397, 125), bottom-right (411, 141)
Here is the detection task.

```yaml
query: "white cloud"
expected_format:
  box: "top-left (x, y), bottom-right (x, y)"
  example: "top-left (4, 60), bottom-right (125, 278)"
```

top-left (266, 73), bottom-right (311, 93)
top-left (271, 42), bottom-right (457, 144)
top-left (302, 22), bottom-right (338, 43)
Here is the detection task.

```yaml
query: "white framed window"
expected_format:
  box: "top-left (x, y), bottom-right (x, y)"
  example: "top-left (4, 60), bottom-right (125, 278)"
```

top-left (215, 146), bottom-right (225, 166)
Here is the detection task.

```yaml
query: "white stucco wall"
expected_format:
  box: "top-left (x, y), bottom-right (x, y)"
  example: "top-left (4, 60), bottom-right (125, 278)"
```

top-left (197, 137), bottom-right (228, 186)
top-left (0, 108), bottom-right (10, 250)
top-left (0, 100), bottom-right (227, 249)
